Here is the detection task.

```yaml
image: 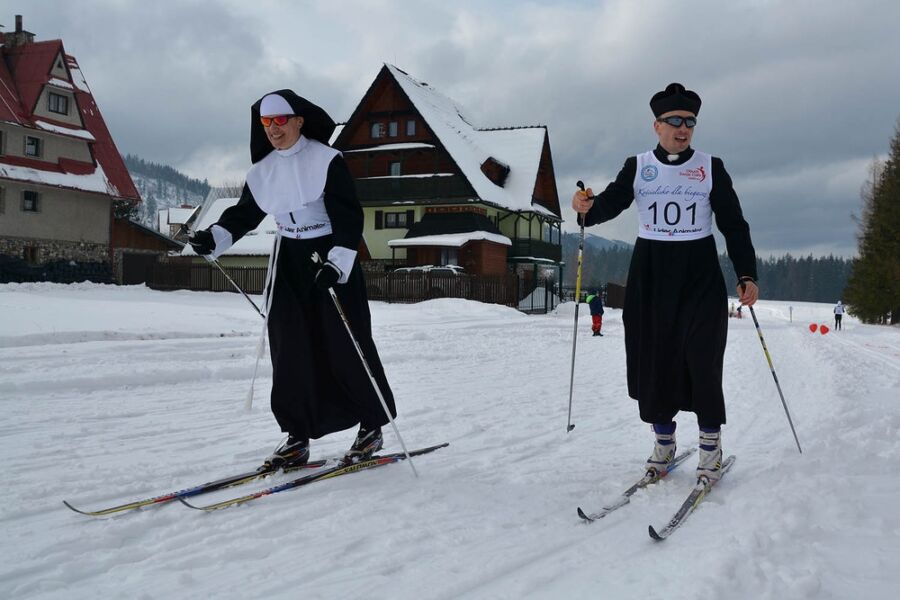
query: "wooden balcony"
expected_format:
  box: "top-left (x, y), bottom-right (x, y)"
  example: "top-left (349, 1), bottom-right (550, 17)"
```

top-left (356, 175), bottom-right (474, 203)
top-left (509, 238), bottom-right (562, 262)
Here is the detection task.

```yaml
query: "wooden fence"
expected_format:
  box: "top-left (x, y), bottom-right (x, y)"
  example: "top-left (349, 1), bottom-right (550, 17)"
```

top-left (147, 261), bottom-right (526, 308)
top-left (148, 261), bottom-right (269, 294)
top-left (365, 271), bottom-right (519, 306)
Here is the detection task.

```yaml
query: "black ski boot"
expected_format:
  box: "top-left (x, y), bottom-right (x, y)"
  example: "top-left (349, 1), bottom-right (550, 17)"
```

top-left (260, 435), bottom-right (310, 471)
top-left (343, 426), bottom-right (383, 464)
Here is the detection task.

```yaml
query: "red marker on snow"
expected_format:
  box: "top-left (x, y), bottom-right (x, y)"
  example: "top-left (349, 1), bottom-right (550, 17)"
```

top-left (809, 323), bottom-right (818, 333)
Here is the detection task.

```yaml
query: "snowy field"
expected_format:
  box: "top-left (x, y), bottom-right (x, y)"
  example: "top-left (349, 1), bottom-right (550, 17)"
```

top-left (1, 282), bottom-right (898, 600)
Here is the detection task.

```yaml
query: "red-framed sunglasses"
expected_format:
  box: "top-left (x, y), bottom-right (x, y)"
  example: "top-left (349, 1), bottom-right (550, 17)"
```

top-left (260, 115), bottom-right (293, 127)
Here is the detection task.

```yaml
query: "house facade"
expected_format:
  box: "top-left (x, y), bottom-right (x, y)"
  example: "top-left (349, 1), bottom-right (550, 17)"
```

top-left (333, 64), bottom-right (562, 282)
top-left (0, 15), bottom-right (142, 281)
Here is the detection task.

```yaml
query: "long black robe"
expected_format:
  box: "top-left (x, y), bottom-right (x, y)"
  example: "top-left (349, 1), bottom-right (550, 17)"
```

top-left (584, 146), bottom-right (756, 427)
top-left (217, 156), bottom-right (396, 439)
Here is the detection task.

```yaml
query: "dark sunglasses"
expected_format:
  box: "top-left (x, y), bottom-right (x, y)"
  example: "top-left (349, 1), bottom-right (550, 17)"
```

top-left (260, 115), bottom-right (293, 127)
top-left (656, 115), bottom-right (697, 128)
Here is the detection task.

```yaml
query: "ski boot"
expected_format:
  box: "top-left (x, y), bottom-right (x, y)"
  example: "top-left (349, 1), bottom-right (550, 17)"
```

top-left (343, 426), bottom-right (383, 464)
top-left (645, 422), bottom-right (677, 477)
top-left (260, 435), bottom-right (310, 471)
top-left (696, 428), bottom-right (723, 485)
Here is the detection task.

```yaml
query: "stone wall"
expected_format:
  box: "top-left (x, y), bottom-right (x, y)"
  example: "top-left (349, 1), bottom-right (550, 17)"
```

top-left (0, 235), bottom-right (108, 265)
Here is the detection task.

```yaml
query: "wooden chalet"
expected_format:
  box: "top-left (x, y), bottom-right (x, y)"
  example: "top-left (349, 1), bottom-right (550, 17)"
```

top-left (333, 64), bottom-right (562, 282)
top-left (0, 15), bottom-right (155, 283)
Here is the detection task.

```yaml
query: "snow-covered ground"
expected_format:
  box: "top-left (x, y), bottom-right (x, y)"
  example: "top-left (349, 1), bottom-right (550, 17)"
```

top-left (1, 283), bottom-right (898, 600)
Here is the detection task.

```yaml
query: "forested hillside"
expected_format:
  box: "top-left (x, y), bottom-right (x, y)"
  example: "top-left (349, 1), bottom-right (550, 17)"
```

top-left (562, 233), bottom-right (853, 302)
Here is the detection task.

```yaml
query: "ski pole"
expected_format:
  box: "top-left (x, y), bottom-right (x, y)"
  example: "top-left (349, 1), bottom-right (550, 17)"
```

top-left (185, 226), bottom-right (265, 319)
top-left (312, 253), bottom-right (418, 478)
top-left (566, 181), bottom-right (589, 434)
top-left (203, 255), bottom-right (265, 318)
top-left (746, 300), bottom-right (802, 454)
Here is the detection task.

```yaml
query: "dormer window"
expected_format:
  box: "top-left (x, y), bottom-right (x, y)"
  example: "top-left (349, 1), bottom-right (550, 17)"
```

top-left (25, 136), bottom-right (42, 158)
top-left (48, 92), bottom-right (69, 115)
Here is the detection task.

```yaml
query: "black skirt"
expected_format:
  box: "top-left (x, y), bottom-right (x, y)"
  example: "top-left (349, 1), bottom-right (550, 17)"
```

top-left (266, 235), bottom-right (396, 440)
top-left (623, 235), bottom-right (728, 427)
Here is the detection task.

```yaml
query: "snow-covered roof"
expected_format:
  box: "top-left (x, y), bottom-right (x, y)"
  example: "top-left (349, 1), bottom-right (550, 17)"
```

top-left (385, 64), bottom-right (554, 218)
top-left (388, 231), bottom-right (512, 248)
top-left (181, 197), bottom-right (277, 257)
top-left (0, 39), bottom-right (139, 202)
top-left (345, 142), bottom-right (436, 153)
top-left (360, 173), bottom-right (455, 180)
top-left (158, 207), bottom-right (197, 231)
top-left (0, 160), bottom-right (113, 195)
top-left (33, 119), bottom-right (96, 141)
top-left (329, 123), bottom-right (344, 145)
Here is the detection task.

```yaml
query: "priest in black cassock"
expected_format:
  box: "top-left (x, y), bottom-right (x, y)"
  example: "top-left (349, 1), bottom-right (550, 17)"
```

top-left (189, 90), bottom-right (396, 469)
top-left (571, 83), bottom-right (759, 484)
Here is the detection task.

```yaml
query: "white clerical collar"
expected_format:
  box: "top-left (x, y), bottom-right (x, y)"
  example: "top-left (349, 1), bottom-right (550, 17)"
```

top-left (275, 134), bottom-right (310, 158)
top-left (666, 153), bottom-right (680, 162)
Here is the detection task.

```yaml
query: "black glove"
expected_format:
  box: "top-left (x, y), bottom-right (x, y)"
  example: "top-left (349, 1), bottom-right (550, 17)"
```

top-left (188, 229), bottom-right (215, 256)
top-left (314, 261), bottom-right (341, 290)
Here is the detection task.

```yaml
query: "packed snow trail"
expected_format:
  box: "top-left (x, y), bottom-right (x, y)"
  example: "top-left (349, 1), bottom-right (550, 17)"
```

top-left (1, 283), bottom-right (898, 599)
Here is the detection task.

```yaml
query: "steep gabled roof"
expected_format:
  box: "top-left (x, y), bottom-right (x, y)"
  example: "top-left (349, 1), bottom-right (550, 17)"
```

top-left (0, 38), bottom-right (139, 201)
top-left (336, 64), bottom-right (559, 219)
top-left (0, 55), bottom-right (26, 123)
top-left (383, 64), bottom-right (558, 219)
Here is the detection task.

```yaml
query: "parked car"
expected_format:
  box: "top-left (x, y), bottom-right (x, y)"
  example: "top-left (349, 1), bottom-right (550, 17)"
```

top-left (391, 265), bottom-right (466, 276)
top-left (387, 265), bottom-right (469, 298)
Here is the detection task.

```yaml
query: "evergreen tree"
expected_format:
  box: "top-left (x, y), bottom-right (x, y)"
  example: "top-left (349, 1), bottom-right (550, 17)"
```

top-left (844, 121), bottom-right (900, 324)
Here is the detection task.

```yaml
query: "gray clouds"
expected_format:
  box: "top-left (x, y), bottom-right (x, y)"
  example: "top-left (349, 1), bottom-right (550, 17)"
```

top-left (8, 0), bottom-right (899, 257)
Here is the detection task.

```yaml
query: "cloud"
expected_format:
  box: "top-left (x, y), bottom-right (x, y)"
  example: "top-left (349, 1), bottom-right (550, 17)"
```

top-left (8, 0), bottom-right (899, 257)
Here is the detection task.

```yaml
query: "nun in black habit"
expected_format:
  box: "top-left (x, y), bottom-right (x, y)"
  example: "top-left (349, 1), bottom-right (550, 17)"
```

top-left (571, 83), bottom-right (759, 483)
top-left (189, 90), bottom-right (396, 468)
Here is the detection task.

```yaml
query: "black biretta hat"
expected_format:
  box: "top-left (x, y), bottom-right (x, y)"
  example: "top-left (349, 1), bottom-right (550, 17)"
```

top-left (249, 89), bottom-right (337, 164)
top-left (649, 83), bottom-right (701, 117)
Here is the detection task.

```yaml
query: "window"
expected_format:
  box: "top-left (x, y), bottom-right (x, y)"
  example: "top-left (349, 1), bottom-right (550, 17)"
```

top-left (25, 136), bottom-right (42, 158)
top-left (23, 246), bottom-right (39, 265)
top-left (388, 121), bottom-right (398, 137)
top-left (0, 130), bottom-right (4, 155)
top-left (406, 120), bottom-right (416, 136)
top-left (0, 187), bottom-right (5, 214)
top-left (390, 161), bottom-right (401, 176)
top-left (370, 123), bottom-right (385, 138)
top-left (48, 92), bottom-right (69, 115)
top-left (22, 190), bottom-right (40, 212)
top-left (384, 211), bottom-right (410, 228)
top-left (440, 247), bottom-right (459, 266)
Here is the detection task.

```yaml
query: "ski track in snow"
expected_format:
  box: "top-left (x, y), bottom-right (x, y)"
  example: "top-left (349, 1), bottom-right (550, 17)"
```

top-left (1, 283), bottom-right (898, 599)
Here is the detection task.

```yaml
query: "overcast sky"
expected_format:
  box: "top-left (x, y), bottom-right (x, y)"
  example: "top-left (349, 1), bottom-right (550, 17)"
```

top-left (8, 0), bottom-right (899, 257)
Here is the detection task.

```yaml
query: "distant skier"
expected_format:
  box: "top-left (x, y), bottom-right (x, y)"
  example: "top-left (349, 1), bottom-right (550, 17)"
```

top-left (188, 90), bottom-right (396, 469)
top-left (572, 83), bottom-right (758, 485)
top-left (834, 301), bottom-right (844, 330)
top-left (586, 290), bottom-right (604, 336)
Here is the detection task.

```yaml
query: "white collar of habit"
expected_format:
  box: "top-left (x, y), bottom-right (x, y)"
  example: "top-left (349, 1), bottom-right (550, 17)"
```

top-left (275, 134), bottom-right (309, 158)
top-left (245, 135), bottom-right (341, 216)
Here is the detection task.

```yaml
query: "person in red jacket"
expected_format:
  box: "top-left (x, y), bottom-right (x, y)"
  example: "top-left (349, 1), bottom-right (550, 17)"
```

top-left (586, 291), bottom-right (604, 336)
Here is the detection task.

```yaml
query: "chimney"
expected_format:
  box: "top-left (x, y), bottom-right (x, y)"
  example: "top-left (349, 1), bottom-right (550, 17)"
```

top-left (4, 14), bottom-right (35, 47)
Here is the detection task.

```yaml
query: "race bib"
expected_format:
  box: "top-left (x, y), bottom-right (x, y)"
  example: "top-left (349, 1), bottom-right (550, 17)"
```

top-left (633, 150), bottom-right (713, 241)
